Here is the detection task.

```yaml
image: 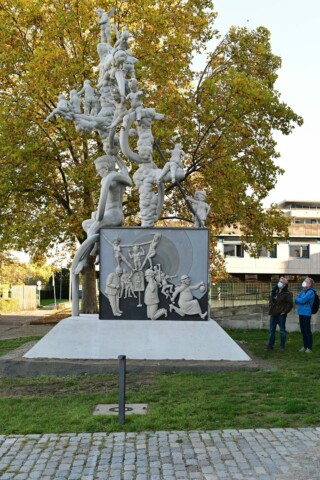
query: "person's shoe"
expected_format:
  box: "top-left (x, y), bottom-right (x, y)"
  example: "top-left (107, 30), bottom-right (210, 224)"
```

top-left (279, 346), bottom-right (285, 350)
top-left (266, 345), bottom-right (273, 350)
top-left (299, 347), bottom-right (306, 352)
top-left (305, 348), bottom-right (312, 353)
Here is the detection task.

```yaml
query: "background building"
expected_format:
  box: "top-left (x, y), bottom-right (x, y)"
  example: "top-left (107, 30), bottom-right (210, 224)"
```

top-left (216, 200), bottom-right (320, 283)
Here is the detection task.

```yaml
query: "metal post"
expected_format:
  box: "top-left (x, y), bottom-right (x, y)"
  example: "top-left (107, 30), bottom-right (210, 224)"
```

top-left (71, 273), bottom-right (79, 316)
top-left (118, 355), bottom-right (126, 425)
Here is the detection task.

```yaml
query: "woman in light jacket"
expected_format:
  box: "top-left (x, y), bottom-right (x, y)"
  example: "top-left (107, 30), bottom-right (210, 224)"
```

top-left (295, 277), bottom-right (316, 352)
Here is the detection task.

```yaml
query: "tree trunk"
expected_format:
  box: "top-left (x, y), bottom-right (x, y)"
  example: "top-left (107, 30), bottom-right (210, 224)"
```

top-left (81, 255), bottom-right (98, 314)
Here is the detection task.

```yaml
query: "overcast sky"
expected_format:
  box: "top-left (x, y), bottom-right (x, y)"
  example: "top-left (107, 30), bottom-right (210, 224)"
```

top-left (196, 0), bottom-right (320, 206)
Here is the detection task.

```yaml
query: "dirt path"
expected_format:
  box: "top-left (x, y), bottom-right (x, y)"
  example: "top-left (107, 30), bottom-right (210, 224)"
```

top-left (0, 308), bottom-right (71, 339)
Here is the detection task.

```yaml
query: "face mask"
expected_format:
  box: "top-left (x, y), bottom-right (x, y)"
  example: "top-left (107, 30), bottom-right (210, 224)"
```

top-left (302, 281), bottom-right (307, 288)
top-left (277, 282), bottom-right (283, 289)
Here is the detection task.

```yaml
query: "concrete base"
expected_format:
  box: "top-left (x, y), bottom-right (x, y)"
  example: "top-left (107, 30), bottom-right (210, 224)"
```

top-left (24, 316), bottom-right (250, 362)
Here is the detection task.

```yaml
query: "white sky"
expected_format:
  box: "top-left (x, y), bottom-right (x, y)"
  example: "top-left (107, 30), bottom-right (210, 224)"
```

top-left (197, 0), bottom-right (320, 206)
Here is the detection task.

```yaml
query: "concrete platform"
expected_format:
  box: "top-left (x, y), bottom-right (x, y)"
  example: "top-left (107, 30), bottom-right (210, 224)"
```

top-left (24, 316), bottom-right (250, 362)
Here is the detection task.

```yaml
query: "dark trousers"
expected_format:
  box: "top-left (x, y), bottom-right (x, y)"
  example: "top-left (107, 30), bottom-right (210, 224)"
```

top-left (268, 315), bottom-right (287, 348)
top-left (299, 315), bottom-right (313, 350)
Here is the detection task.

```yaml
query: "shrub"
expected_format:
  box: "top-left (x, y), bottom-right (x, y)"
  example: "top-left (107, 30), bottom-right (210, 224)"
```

top-left (0, 298), bottom-right (20, 312)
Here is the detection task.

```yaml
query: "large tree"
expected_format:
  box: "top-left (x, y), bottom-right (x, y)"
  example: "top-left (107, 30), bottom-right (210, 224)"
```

top-left (0, 0), bottom-right (302, 311)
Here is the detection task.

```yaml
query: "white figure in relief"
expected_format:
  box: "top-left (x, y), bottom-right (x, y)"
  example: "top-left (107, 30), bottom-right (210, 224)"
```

top-left (144, 269), bottom-right (167, 320)
top-left (158, 143), bottom-right (186, 184)
top-left (120, 270), bottom-right (137, 299)
top-left (142, 234), bottom-right (161, 268)
top-left (112, 238), bottom-right (132, 270)
top-left (187, 190), bottom-right (210, 228)
top-left (160, 273), bottom-right (176, 299)
top-left (105, 267), bottom-right (123, 316)
top-left (129, 245), bottom-right (145, 271)
top-left (170, 275), bottom-right (207, 319)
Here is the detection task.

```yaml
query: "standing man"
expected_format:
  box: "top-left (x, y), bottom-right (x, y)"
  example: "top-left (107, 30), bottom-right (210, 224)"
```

top-left (295, 277), bottom-right (316, 353)
top-left (105, 267), bottom-right (123, 317)
top-left (267, 276), bottom-right (293, 350)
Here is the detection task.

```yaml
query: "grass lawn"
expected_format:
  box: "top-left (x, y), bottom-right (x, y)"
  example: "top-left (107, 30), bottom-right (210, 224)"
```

top-left (0, 330), bottom-right (319, 434)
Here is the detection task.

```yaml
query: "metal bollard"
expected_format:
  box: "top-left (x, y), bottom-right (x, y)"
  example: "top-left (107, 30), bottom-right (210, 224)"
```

top-left (118, 355), bottom-right (126, 424)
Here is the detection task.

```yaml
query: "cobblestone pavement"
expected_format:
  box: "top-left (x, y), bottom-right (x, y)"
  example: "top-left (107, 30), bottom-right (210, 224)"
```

top-left (1, 428), bottom-right (320, 479)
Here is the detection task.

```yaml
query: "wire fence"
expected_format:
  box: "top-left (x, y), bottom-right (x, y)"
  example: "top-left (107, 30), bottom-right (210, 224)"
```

top-left (210, 282), bottom-right (320, 308)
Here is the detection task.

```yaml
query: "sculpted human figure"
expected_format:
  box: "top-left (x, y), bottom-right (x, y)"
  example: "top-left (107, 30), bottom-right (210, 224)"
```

top-left (124, 49), bottom-right (138, 78)
top-left (144, 269), bottom-right (167, 320)
top-left (84, 156), bottom-right (132, 237)
top-left (125, 78), bottom-right (143, 124)
top-left (187, 190), bottom-right (210, 228)
top-left (78, 80), bottom-right (97, 116)
top-left (72, 155), bottom-right (132, 275)
top-left (170, 275), bottom-right (207, 319)
top-left (129, 245), bottom-right (145, 271)
top-left (111, 238), bottom-right (132, 270)
top-left (158, 142), bottom-right (186, 184)
top-left (110, 87), bottom-right (128, 129)
top-left (120, 270), bottom-right (137, 299)
top-left (70, 89), bottom-right (82, 114)
top-left (142, 233), bottom-right (161, 269)
top-left (160, 273), bottom-right (176, 298)
top-left (95, 7), bottom-right (115, 44)
top-left (105, 267), bottom-right (123, 316)
top-left (45, 94), bottom-right (73, 122)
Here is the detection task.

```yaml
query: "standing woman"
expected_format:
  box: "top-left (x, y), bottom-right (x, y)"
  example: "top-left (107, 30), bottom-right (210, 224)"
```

top-left (295, 277), bottom-right (316, 353)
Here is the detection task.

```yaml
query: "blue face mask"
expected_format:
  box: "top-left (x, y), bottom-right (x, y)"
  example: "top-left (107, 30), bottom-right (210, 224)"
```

top-left (277, 282), bottom-right (283, 289)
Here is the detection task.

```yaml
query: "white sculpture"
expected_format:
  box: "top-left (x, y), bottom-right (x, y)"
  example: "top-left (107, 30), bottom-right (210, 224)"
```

top-left (78, 80), bottom-right (97, 116)
top-left (129, 245), bottom-right (145, 271)
top-left (45, 94), bottom-right (73, 122)
top-left (105, 266), bottom-right (123, 316)
top-left (187, 190), bottom-right (210, 228)
top-left (144, 269), bottom-right (167, 320)
top-left (95, 7), bottom-right (116, 44)
top-left (158, 143), bottom-right (186, 184)
top-left (120, 270), bottom-right (137, 298)
top-left (170, 275), bottom-right (207, 319)
top-left (51, 7), bottom-right (211, 318)
top-left (160, 273), bottom-right (176, 298)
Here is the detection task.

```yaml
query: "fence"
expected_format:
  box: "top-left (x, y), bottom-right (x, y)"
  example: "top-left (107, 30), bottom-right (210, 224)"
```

top-left (210, 282), bottom-right (320, 308)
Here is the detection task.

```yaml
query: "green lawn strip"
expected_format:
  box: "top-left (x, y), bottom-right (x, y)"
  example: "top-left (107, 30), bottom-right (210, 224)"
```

top-left (0, 337), bottom-right (42, 357)
top-left (0, 330), bottom-right (319, 433)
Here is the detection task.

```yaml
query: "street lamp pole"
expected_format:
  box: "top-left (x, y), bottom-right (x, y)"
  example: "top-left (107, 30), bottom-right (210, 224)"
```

top-left (36, 280), bottom-right (42, 307)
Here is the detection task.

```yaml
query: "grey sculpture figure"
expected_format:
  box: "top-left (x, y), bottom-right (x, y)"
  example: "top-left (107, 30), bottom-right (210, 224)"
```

top-left (158, 142), bottom-right (186, 184)
top-left (78, 80), bottom-right (97, 116)
top-left (144, 269), bottom-right (167, 320)
top-left (95, 7), bottom-right (115, 44)
top-left (187, 190), bottom-right (210, 227)
top-left (170, 275), bottom-right (207, 319)
top-left (70, 89), bottom-right (82, 114)
top-left (45, 94), bottom-right (73, 122)
top-left (71, 154), bottom-right (131, 275)
top-left (105, 266), bottom-right (123, 316)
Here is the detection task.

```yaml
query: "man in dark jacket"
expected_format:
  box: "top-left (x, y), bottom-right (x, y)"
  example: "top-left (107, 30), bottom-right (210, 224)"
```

top-left (267, 276), bottom-right (293, 349)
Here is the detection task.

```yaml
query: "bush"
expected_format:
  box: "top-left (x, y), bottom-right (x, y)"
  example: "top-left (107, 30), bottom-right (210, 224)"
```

top-left (0, 298), bottom-right (20, 312)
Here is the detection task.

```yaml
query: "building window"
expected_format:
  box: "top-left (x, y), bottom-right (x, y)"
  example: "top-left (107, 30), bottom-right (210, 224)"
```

top-left (258, 245), bottom-right (277, 258)
top-left (289, 245), bottom-right (309, 258)
top-left (224, 244), bottom-right (244, 257)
